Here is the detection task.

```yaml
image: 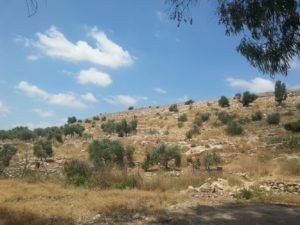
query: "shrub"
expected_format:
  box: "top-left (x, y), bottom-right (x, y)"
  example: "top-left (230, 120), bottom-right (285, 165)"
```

top-left (267, 113), bottom-right (280, 125)
top-left (64, 160), bottom-right (91, 186)
top-left (296, 103), bottom-right (300, 110)
top-left (101, 116), bottom-right (107, 121)
top-left (33, 139), bottom-right (53, 160)
top-left (192, 158), bottom-right (201, 170)
top-left (169, 104), bottom-right (179, 113)
top-left (67, 116), bottom-right (77, 124)
top-left (93, 116), bottom-right (100, 121)
top-left (227, 120), bottom-right (243, 135)
top-left (184, 99), bottom-right (194, 105)
top-left (218, 111), bottom-right (233, 124)
top-left (193, 115), bottom-right (203, 126)
top-left (242, 91), bottom-right (257, 107)
top-left (199, 113), bottom-right (210, 122)
top-left (251, 111), bottom-right (263, 121)
top-left (125, 145), bottom-right (135, 166)
top-left (236, 186), bottom-right (266, 200)
top-left (142, 144), bottom-right (181, 171)
top-left (177, 122), bottom-right (184, 128)
top-left (101, 120), bottom-right (116, 134)
top-left (178, 113), bottom-right (188, 122)
top-left (268, 136), bottom-right (300, 151)
top-left (284, 120), bottom-right (300, 132)
top-left (0, 144), bottom-right (17, 174)
top-left (101, 118), bottom-right (138, 136)
top-left (218, 96), bottom-right (230, 107)
top-left (128, 106), bottom-right (134, 110)
top-left (88, 139), bottom-right (125, 169)
top-left (64, 124), bottom-right (85, 137)
top-left (274, 80), bottom-right (287, 105)
top-left (203, 151), bottom-right (221, 170)
top-left (185, 129), bottom-right (193, 139)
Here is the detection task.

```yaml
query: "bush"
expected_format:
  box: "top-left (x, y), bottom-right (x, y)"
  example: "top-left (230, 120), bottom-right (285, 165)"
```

top-left (101, 116), bottom-right (107, 121)
top-left (251, 111), bottom-right (263, 121)
top-left (227, 120), bottom-right (243, 135)
top-left (199, 113), bottom-right (210, 122)
top-left (193, 115), bottom-right (203, 126)
top-left (101, 118), bottom-right (138, 136)
top-left (184, 99), bottom-right (194, 105)
top-left (142, 144), bottom-right (181, 171)
top-left (238, 116), bottom-right (250, 124)
top-left (0, 144), bottom-right (17, 175)
top-left (267, 113), bottom-right (280, 125)
top-left (284, 120), bottom-right (300, 132)
top-left (128, 106), bottom-right (134, 110)
top-left (169, 104), bottom-right (179, 113)
top-left (33, 139), bottom-right (53, 160)
top-left (67, 116), bottom-right (77, 124)
top-left (177, 122), bottom-right (184, 128)
top-left (93, 116), bottom-right (100, 121)
top-left (192, 158), bottom-right (201, 170)
top-left (64, 124), bottom-right (85, 137)
top-left (242, 91), bottom-right (257, 107)
top-left (88, 139), bottom-right (125, 169)
top-left (178, 113), bottom-right (188, 122)
top-left (125, 145), bottom-right (135, 166)
top-left (185, 129), bottom-right (193, 139)
top-left (218, 96), bottom-right (230, 107)
top-left (203, 151), bottom-right (221, 170)
top-left (64, 160), bottom-right (92, 186)
top-left (101, 120), bottom-right (116, 134)
top-left (236, 186), bottom-right (266, 200)
top-left (296, 103), bottom-right (300, 110)
top-left (218, 111), bottom-right (233, 124)
top-left (274, 80), bottom-right (287, 105)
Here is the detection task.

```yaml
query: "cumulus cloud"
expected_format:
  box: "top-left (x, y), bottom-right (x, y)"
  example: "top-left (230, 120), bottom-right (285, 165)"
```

top-left (81, 92), bottom-right (98, 102)
top-left (0, 101), bottom-right (9, 115)
top-left (104, 95), bottom-right (148, 106)
top-left (19, 26), bottom-right (134, 68)
top-left (227, 77), bottom-right (274, 93)
top-left (33, 108), bottom-right (54, 118)
top-left (78, 68), bottom-right (112, 87)
top-left (154, 87), bottom-right (167, 94)
top-left (16, 81), bottom-right (86, 109)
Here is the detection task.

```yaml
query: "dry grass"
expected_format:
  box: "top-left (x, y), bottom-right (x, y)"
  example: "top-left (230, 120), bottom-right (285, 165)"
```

top-left (0, 179), bottom-right (188, 224)
top-left (250, 192), bottom-right (300, 205)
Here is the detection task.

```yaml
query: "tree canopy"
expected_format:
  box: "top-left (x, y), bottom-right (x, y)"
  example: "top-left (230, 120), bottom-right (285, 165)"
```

top-left (167, 0), bottom-right (300, 76)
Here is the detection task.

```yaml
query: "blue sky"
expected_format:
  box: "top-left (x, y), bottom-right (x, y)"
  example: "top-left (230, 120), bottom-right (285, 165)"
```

top-left (0, 0), bottom-right (299, 130)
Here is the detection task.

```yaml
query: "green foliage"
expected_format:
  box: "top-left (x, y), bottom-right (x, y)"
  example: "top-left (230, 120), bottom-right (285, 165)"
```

top-left (274, 80), bottom-right (287, 105)
top-left (284, 120), bottom-right (300, 132)
top-left (218, 111), bottom-right (233, 124)
top-left (125, 145), bottom-right (135, 166)
top-left (0, 127), bottom-right (34, 141)
top-left (101, 116), bottom-right (107, 121)
top-left (199, 113), bottom-right (210, 122)
top-left (168, 0), bottom-right (300, 75)
top-left (67, 116), bottom-right (77, 124)
top-left (64, 160), bottom-right (92, 186)
top-left (266, 113), bottom-right (280, 125)
top-left (128, 106), bottom-right (134, 110)
top-left (192, 158), bottom-right (201, 170)
top-left (177, 122), bottom-right (184, 128)
top-left (236, 186), bottom-right (266, 200)
top-left (218, 96), bottom-right (230, 107)
top-left (242, 91), bottom-right (257, 107)
top-left (251, 111), bottom-right (263, 121)
top-left (0, 144), bottom-right (17, 174)
top-left (169, 104), bottom-right (179, 113)
top-left (88, 139), bottom-right (125, 169)
top-left (269, 136), bottom-right (300, 151)
top-left (184, 99), bottom-right (194, 105)
top-left (101, 118), bottom-right (138, 136)
top-left (193, 115), bottom-right (203, 126)
top-left (296, 103), bottom-right (300, 110)
top-left (178, 113), bottom-right (188, 122)
top-left (33, 126), bottom-right (63, 143)
top-left (33, 139), bottom-right (53, 160)
top-left (227, 120), bottom-right (243, 135)
top-left (63, 124), bottom-right (85, 137)
top-left (142, 144), bottom-right (181, 171)
top-left (93, 116), bottom-right (100, 121)
top-left (203, 151), bottom-right (221, 170)
top-left (101, 120), bottom-right (116, 134)
top-left (238, 116), bottom-right (250, 124)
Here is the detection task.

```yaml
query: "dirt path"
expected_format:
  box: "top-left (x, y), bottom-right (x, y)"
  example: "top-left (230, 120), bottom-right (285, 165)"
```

top-left (96, 203), bottom-right (300, 225)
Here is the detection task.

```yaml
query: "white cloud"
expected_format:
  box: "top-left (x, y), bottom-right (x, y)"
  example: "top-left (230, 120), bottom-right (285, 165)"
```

top-left (156, 10), bottom-right (168, 22)
top-left (0, 101), bottom-right (9, 115)
top-left (78, 68), bottom-right (112, 87)
top-left (27, 54), bottom-right (39, 61)
top-left (20, 26), bottom-right (134, 68)
top-left (81, 92), bottom-right (98, 102)
top-left (33, 108), bottom-right (54, 118)
top-left (16, 81), bottom-right (86, 109)
top-left (154, 87), bottom-right (167, 94)
top-left (227, 77), bottom-right (274, 92)
top-left (177, 95), bottom-right (188, 102)
top-left (104, 95), bottom-right (148, 106)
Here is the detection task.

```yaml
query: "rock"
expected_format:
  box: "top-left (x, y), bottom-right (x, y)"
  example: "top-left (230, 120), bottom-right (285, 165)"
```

top-left (132, 213), bottom-right (142, 219)
top-left (187, 186), bottom-right (195, 192)
top-left (199, 182), bottom-right (211, 192)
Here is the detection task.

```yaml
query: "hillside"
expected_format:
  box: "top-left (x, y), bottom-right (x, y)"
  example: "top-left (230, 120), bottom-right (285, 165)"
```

top-left (1, 90), bottom-right (300, 224)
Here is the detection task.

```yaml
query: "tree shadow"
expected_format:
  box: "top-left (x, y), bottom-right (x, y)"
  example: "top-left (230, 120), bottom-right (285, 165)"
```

top-left (0, 207), bottom-right (75, 225)
top-left (152, 203), bottom-right (300, 225)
